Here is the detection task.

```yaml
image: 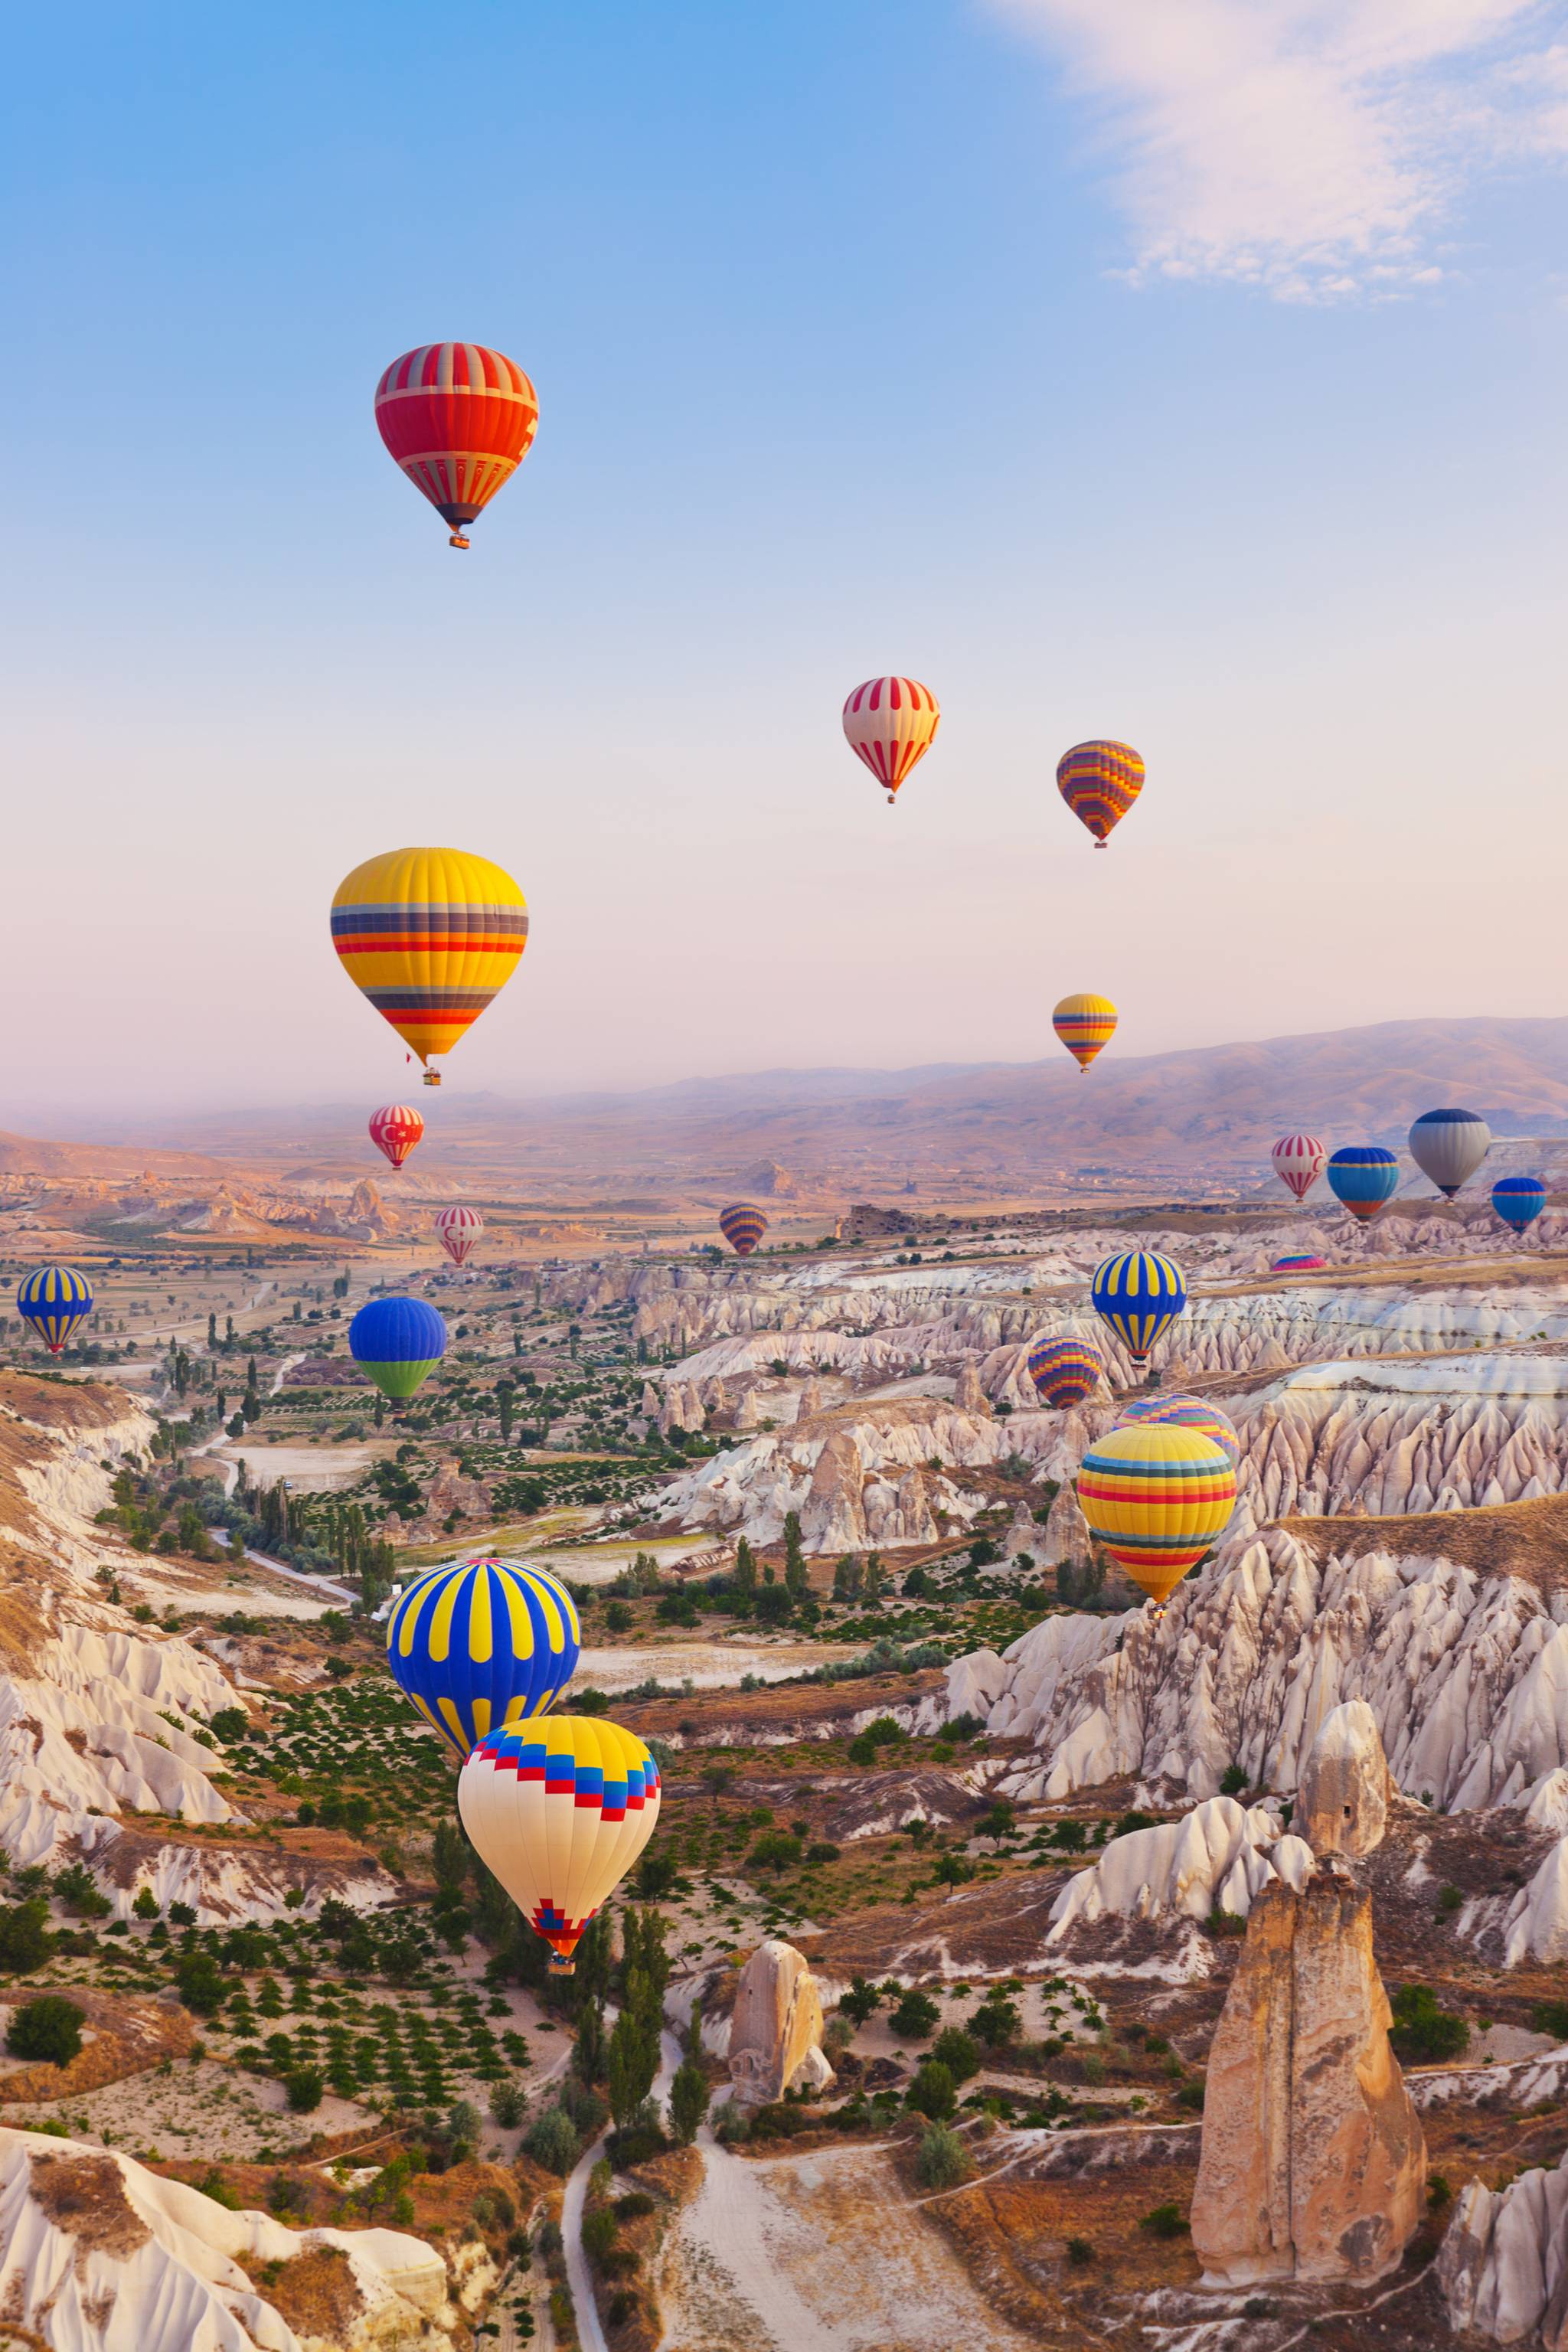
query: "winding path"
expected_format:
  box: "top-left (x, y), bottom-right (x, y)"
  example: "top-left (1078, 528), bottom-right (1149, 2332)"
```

top-left (562, 2028), bottom-right (683, 2352)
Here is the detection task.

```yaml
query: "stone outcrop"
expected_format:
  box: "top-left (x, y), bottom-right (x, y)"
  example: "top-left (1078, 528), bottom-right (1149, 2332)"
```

top-left (1297, 1699), bottom-right (1391, 1858)
top-left (953, 1361), bottom-right (991, 1416)
top-left (1045, 1797), bottom-right (1313, 1943)
top-left (1190, 1873), bottom-right (1426, 2288)
top-left (1437, 2142), bottom-right (1568, 2345)
top-left (727, 1939), bottom-right (835, 2105)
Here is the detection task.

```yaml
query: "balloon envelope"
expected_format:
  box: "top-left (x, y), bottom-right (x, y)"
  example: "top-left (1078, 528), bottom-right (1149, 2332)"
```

top-left (1057, 740), bottom-right (1143, 846)
top-left (719, 1204), bottom-right (769, 1258)
top-left (1052, 995), bottom-right (1117, 1073)
top-left (386, 1556), bottom-right (580, 1760)
top-left (16, 1266), bottom-right (93, 1355)
top-left (1493, 1176), bottom-right (1547, 1235)
top-left (1409, 1108), bottom-right (1491, 1197)
top-left (459, 1715), bottom-right (662, 1972)
top-left (1272, 1253), bottom-right (1326, 1272)
top-left (1326, 1146), bottom-right (1400, 1223)
top-left (350, 1295), bottom-right (448, 1400)
top-left (434, 1206), bottom-right (483, 1266)
top-left (1027, 1334), bottom-right (1103, 1410)
top-left (374, 343), bottom-right (538, 544)
top-left (842, 677), bottom-right (940, 804)
top-left (1116, 1391), bottom-right (1240, 1470)
top-left (1090, 1250), bottom-right (1187, 1368)
top-left (370, 1103), bottom-right (424, 1169)
top-left (1077, 1424), bottom-right (1236, 1606)
top-left (332, 847), bottom-right (528, 1073)
top-left (1272, 1134), bottom-right (1325, 1201)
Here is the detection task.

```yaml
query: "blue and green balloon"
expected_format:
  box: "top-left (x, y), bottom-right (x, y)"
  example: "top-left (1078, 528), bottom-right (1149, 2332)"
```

top-left (349, 1295), bottom-right (447, 1401)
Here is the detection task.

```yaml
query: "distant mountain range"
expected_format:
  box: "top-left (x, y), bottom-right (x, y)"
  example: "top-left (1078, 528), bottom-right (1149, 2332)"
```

top-left (12, 1018), bottom-right (1568, 1194)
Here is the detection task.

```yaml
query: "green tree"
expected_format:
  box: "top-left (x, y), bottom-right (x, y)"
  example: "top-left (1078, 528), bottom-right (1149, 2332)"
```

top-left (285, 2066), bottom-right (324, 2112)
top-left (176, 1951), bottom-right (227, 2016)
top-left (930, 2027), bottom-right (980, 2083)
top-left (782, 1511), bottom-right (808, 1600)
top-left (890, 1990), bottom-right (940, 2040)
top-left (916, 2123), bottom-right (971, 2187)
top-left (524, 2106), bottom-right (580, 2175)
top-left (7, 1995), bottom-right (83, 2064)
top-left (731, 1537), bottom-right (757, 1600)
top-left (669, 2056), bottom-right (710, 2145)
top-left (431, 1818), bottom-right (469, 1897)
top-left (906, 2060), bottom-right (956, 2121)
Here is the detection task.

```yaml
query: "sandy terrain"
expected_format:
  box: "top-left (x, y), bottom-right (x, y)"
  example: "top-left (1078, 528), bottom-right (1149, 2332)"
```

top-left (216, 1443), bottom-right (377, 1493)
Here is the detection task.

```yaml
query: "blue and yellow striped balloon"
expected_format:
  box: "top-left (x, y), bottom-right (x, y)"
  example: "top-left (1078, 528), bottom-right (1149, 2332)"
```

top-left (1090, 1250), bottom-right (1187, 1368)
top-left (16, 1266), bottom-right (94, 1355)
top-left (385, 1555), bottom-right (581, 1760)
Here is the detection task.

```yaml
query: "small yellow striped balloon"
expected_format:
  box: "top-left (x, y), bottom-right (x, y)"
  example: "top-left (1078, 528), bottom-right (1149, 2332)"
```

top-left (1052, 994), bottom-right (1117, 1073)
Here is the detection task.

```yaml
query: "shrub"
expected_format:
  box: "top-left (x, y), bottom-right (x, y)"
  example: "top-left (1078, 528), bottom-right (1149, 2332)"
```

top-left (1115, 1810), bottom-right (1156, 1837)
top-left (969, 1997), bottom-right (1021, 2050)
top-left (1436, 1884), bottom-right (1464, 1916)
top-left (209, 1707), bottom-right (250, 1744)
top-left (890, 1990), bottom-right (940, 2041)
top-left (805, 1842), bottom-right (841, 1867)
top-left (1204, 1907), bottom-right (1246, 1939)
top-left (747, 1831), bottom-right (803, 1872)
top-left (1531, 2001), bottom-right (1568, 2040)
top-left (838, 1977), bottom-right (884, 2026)
top-left (524, 2106), bottom-right (580, 2175)
top-left (6, 1995), bottom-right (84, 2066)
top-left (906, 2060), bottom-right (956, 2122)
top-left (51, 1865), bottom-right (111, 1920)
top-left (0, 1900), bottom-right (51, 1975)
top-left (1139, 2203), bottom-right (1190, 2239)
top-left (1218, 1765), bottom-right (1249, 1797)
top-left (1050, 1820), bottom-right (1087, 1852)
top-left (132, 1888), bottom-right (160, 1920)
top-left (285, 2067), bottom-right (324, 2112)
top-left (1388, 1984), bottom-right (1468, 2065)
top-left (1065, 2237), bottom-right (1094, 2265)
top-left (581, 2206), bottom-right (618, 2263)
top-left (489, 2081), bottom-right (526, 2128)
top-left (1429, 2174), bottom-right (1452, 2210)
top-left (916, 2123), bottom-right (972, 2188)
top-left (930, 2027), bottom-right (980, 2083)
top-left (669, 2056), bottom-right (710, 2146)
top-left (175, 1952), bottom-right (227, 2016)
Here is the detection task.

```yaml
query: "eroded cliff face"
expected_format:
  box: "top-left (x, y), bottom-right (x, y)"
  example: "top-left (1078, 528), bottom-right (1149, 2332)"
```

top-left (1190, 1872), bottom-right (1426, 2287)
top-left (727, 1939), bottom-right (835, 2105)
top-left (1439, 2143), bottom-right (1568, 2346)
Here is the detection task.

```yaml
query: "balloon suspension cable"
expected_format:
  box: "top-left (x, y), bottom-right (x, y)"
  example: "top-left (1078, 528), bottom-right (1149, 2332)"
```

top-left (448, 531), bottom-right (471, 550)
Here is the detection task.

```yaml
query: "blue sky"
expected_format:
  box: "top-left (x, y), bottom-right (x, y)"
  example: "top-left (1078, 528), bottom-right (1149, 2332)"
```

top-left (3, 0), bottom-right (1566, 1123)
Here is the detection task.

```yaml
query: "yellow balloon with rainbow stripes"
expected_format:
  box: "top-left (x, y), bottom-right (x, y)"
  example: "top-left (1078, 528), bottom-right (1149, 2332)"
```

top-left (1076, 1423), bottom-right (1236, 1608)
top-left (332, 846), bottom-right (528, 1084)
top-left (1052, 993), bottom-right (1117, 1073)
top-left (384, 1556), bottom-right (580, 1759)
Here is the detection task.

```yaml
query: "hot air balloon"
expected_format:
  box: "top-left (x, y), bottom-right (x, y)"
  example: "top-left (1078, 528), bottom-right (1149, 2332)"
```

top-left (1057, 740), bottom-right (1143, 848)
top-left (1326, 1146), bottom-right (1400, 1224)
top-left (349, 1295), bottom-right (448, 1402)
top-left (842, 677), bottom-right (940, 805)
top-left (1493, 1176), bottom-right (1547, 1236)
top-left (386, 1557), bottom-right (580, 1760)
top-left (1052, 995), bottom-right (1117, 1073)
top-left (1272, 1253), bottom-right (1326, 1272)
top-left (1409, 1108), bottom-right (1491, 1198)
top-left (332, 848), bottom-right (528, 1086)
top-left (1272, 1135), bottom-right (1326, 1202)
top-left (459, 1715), bottom-right (662, 1974)
top-left (719, 1204), bottom-right (769, 1258)
top-left (1076, 1425), bottom-right (1236, 1609)
top-left (374, 343), bottom-right (539, 549)
top-left (434, 1205), bottom-right (483, 1267)
top-left (1116, 1391), bottom-right (1240, 1471)
top-left (1027, 1335), bottom-right (1103, 1410)
top-left (370, 1103), bottom-right (424, 1170)
top-left (15, 1267), bottom-right (93, 1355)
top-left (1090, 1250), bottom-right (1187, 1372)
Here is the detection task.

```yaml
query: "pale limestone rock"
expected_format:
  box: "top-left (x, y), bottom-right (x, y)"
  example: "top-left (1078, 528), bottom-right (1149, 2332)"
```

top-left (1438, 2143), bottom-right (1568, 2345)
top-left (640, 1380), bottom-right (661, 1417)
top-left (954, 1361), bottom-right (991, 1416)
top-left (1298, 1699), bottom-right (1391, 1858)
top-left (799, 1425), bottom-right (867, 1554)
top-left (1041, 1482), bottom-right (1093, 1571)
top-left (1504, 1838), bottom-right (1568, 1965)
top-left (728, 1939), bottom-right (835, 2105)
top-left (796, 1377), bottom-right (823, 1420)
top-left (1191, 1873), bottom-right (1425, 2288)
top-left (1046, 1798), bottom-right (1310, 1942)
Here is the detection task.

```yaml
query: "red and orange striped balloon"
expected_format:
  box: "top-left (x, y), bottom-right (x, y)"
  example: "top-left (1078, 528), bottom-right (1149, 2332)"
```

top-left (1057, 740), bottom-right (1144, 847)
top-left (374, 344), bottom-right (538, 548)
top-left (842, 677), bottom-right (940, 805)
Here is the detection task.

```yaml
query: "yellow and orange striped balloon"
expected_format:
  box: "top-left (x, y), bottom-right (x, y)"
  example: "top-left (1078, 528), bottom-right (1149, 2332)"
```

top-left (332, 847), bottom-right (528, 1080)
top-left (1052, 994), bottom-right (1117, 1073)
top-left (1077, 1424), bottom-right (1236, 1607)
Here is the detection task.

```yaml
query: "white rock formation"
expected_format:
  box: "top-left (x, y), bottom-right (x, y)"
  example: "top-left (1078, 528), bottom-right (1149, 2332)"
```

top-left (1503, 1838), bottom-right (1568, 1966)
top-left (1297, 1700), bottom-right (1391, 1858)
top-left (0, 2127), bottom-right (451, 2352)
top-left (1438, 2143), bottom-right (1568, 2346)
top-left (1045, 1798), bottom-right (1314, 1942)
top-left (728, 1938), bottom-right (835, 2105)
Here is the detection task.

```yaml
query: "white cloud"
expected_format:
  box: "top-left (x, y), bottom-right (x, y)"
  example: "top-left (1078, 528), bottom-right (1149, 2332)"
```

top-left (988, 0), bottom-right (1568, 298)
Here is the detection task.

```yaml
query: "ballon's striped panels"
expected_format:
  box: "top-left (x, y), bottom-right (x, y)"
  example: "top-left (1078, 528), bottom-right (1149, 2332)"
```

top-left (719, 1203), bottom-right (769, 1257)
top-left (459, 1716), bottom-right (662, 1970)
top-left (374, 343), bottom-right (538, 528)
top-left (1052, 994), bottom-right (1117, 1073)
top-left (1326, 1145), bottom-right (1400, 1223)
top-left (349, 1294), bottom-right (448, 1400)
top-left (1271, 1133), bottom-right (1325, 1200)
top-left (387, 1556), bottom-right (580, 1760)
top-left (1090, 1250), bottom-right (1187, 1367)
top-left (370, 1103), bottom-right (424, 1168)
top-left (15, 1266), bottom-right (93, 1354)
top-left (434, 1204), bottom-right (484, 1266)
top-left (842, 676), bottom-right (940, 801)
top-left (1272, 1253), bottom-right (1326, 1272)
top-left (1408, 1107), bottom-right (1490, 1198)
top-left (1078, 1425), bottom-right (1236, 1605)
top-left (1027, 1334), bottom-right (1103, 1410)
top-left (1493, 1177), bottom-right (1546, 1234)
top-left (1057, 740), bottom-right (1143, 844)
top-left (332, 848), bottom-right (528, 1063)
top-left (1116, 1390), bottom-right (1240, 1469)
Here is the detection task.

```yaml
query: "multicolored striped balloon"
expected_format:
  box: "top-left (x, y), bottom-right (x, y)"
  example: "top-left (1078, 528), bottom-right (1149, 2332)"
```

top-left (842, 677), bottom-right (940, 805)
top-left (386, 1556), bottom-right (580, 1761)
top-left (459, 1715), bottom-right (662, 1973)
top-left (1116, 1390), bottom-right (1240, 1470)
top-left (1057, 740), bottom-right (1143, 847)
top-left (1409, 1108), bottom-right (1491, 1198)
top-left (1052, 994), bottom-right (1117, 1073)
top-left (15, 1266), bottom-right (94, 1355)
top-left (1272, 1253), bottom-right (1326, 1272)
top-left (1077, 1424), bottom-right (1236, 1607)
top-left (1493, 1176), bottom-right (1547, 1235)
top-left (1027, 1334), bottom-right (1103, 1410)
top-left (349, 1294), bottom-right (448, 1401)
top-left (1090, 1250), bottom-right (1187, 1369)
top-left (434, 1204), bottom-right (484, 1266)
top-left (1326, 1146), bottom-right (1400, 1223)
top-left (719, 1204), bottom-right (769, 1258)
top-left (1271, 1134), bottom-right (1325, 1201)
top-left (332, 847), bottom-right (528, 1080)
top-left (374, 343), bottom-right (538, 548)
top-left (370, 1103), bottom-right (424, 1169)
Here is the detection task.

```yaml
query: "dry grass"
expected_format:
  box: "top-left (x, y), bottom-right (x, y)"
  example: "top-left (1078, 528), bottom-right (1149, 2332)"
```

top-left (27, 2149), bottom-right (152, 2258)
top-left (1282, 1491), bottom-right (1568, 1595)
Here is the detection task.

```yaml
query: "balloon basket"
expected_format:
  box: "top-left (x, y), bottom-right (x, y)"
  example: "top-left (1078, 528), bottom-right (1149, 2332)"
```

top-left (448, 531), bottom-right (471, 550)
top-left (421, 1070), bottom-right (441, 1087)
top-left (547, 1955), bottom-right (575, 1977)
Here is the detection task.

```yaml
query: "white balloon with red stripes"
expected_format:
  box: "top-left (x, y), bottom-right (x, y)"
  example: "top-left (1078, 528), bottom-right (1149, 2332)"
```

top-left (842, 675), bottom-right (940, 805)
top-left (1272, 1134), bottom-right (1327, 1201)
top-left (433, 1204), bottom-right (484, 1266)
